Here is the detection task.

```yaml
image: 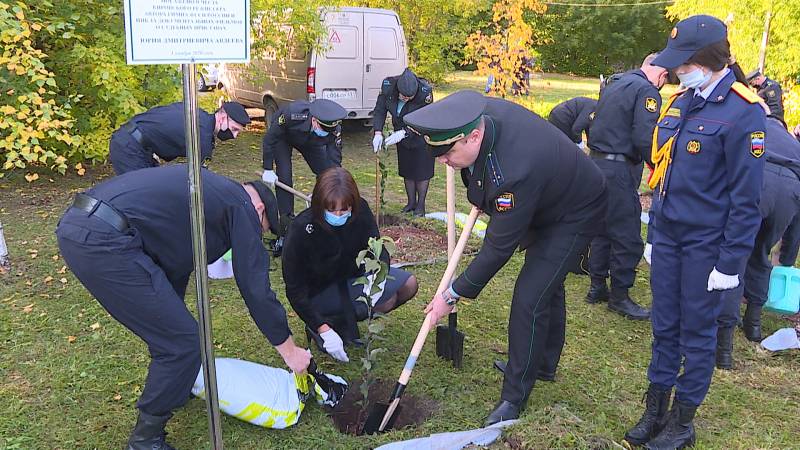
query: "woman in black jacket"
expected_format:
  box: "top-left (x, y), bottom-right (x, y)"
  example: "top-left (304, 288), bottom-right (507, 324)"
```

top-left (282, 167), bottom-right (418, 362)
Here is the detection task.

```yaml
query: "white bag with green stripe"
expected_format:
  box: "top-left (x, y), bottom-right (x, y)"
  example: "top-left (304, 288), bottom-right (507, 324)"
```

top-left (192, 357), bottom-right (347, 429)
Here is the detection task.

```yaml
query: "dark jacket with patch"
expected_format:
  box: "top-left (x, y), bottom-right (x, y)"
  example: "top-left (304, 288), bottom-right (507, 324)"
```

top-left (372, 75), bottom-right (433, 133)
top-left (756, 77), bottom-right (784, 123)
top-left (547, 97), bottom-right (597, 143)
top-left (127, 102), bottom-right (216, 161)
top-left (261, 101), bottom-right (343, 170)
top-left (453, 98), bottom-right (607, 299)
top-left (282, 198), bottom-right (384, 330)
top-left (588, 69), bottom-right (661, 164)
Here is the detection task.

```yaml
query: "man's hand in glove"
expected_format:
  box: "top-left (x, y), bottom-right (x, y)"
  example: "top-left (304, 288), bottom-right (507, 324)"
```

top-left (320, 328), bottom-right (349, 362)
top-left (372, 132), bottom-right (384, 153)
top-left (384, 130), bottom-right (407, 146)
top-left (706, 267), bottom-right (739, 292)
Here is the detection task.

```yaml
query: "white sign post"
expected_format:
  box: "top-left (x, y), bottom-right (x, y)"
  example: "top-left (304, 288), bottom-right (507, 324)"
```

top-left (124, 1), bottom-right (251, 448)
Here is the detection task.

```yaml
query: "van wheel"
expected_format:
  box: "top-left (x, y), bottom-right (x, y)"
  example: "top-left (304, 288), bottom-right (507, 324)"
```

top-left (197, 75), bottom-right (207, 92)
top-left (263, 98), bottom-right (278, 128)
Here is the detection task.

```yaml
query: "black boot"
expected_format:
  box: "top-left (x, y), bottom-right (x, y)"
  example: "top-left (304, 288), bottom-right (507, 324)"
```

top-left (742, 303), bottom-right (762, 342)
top-left (585, 277), bottom-right (609, 304)
top-left (608, 289), bottom-right (650, 320)
top-left (624, 384), bottom-right (672, 447)
top-left (484, 400), bottom-right (520, 426)
top-left (644, 401), bottom-right (697, 450)
top-left (715, 326), bottom-right (734, 370)
top-left (126, 411), bottom-right (176, 450)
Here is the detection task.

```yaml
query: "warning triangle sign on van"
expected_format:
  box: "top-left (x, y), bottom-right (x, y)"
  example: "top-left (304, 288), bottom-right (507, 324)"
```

top-left (329, 30), bottom-right (342, 44)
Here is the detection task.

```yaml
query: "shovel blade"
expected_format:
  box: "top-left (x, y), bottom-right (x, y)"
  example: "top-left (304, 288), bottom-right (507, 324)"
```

top-left (450, 329), bottom-right (465, 369)
top-left (436, 324), bottom-right (465, 368)
top-left (435, 324), bottom-right (452, 360)
top-left (362, 403), bottom-right (402, 435)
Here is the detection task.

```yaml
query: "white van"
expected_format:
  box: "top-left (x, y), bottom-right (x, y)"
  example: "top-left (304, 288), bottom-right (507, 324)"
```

top-left (219, 7), bottom-right (408, 124)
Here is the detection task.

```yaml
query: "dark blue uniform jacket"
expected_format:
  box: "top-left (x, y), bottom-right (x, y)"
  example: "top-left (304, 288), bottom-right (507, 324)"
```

top-left (129, 102), bottom-right (216, 161)
top-left (261, 101), bottom-right (342, 170)
top-left (78, 164), bottom-right (290, 345)
top-left (588, 69), bottom-right (661, 164)
top-left (651, 71), bottom-right (766, 275)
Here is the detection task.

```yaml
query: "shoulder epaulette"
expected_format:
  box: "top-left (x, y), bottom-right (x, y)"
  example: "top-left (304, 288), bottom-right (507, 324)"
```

top-left (731, 82), bottom-right (761, 104)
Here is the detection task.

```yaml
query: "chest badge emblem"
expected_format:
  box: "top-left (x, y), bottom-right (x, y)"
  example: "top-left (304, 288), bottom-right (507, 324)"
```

top-left (686, 140), bottom-right (701, 154)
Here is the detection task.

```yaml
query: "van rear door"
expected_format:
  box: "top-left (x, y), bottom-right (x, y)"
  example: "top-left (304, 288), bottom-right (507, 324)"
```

top-left (363, 12), bottom-right (407, 110)
top-left (314, 11), bottom-right (364, 111)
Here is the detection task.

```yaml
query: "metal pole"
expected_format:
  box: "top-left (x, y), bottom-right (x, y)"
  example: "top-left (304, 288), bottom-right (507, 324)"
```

top-left (758, 9), bottom-right (772, 73)
top-left (182, 63), bottom-right (223, 450)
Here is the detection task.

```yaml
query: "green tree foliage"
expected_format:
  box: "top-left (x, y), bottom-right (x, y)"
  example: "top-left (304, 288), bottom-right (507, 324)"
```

top-left (355, 0), bottom-right (488, 83)
top-left (530, 1), bottom-right (674, 76)
top-left (1, 0), bottom-right (181, 180)
top-left (669, 0), bottom-right (800, 125)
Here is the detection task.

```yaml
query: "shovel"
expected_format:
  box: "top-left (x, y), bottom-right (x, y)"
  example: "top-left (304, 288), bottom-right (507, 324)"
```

top-left (362, 206), bottom-right (480, 434)
top-left (275, 179), bottom-right (311, 207)
top-left (436, 165), bottom-right (466, 368)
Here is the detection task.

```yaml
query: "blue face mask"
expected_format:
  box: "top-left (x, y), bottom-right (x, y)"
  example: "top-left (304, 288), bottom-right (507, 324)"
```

top-left (313, 127), bottom-right (329, 137)
top-left (678, 67), bottom-right (711, 90)
top-left (324, 210), bottom-right (350, 227)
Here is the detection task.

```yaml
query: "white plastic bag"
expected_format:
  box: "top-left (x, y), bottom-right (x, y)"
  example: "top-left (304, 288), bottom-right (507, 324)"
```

top-left (192, 358), bottom-right (347, 429)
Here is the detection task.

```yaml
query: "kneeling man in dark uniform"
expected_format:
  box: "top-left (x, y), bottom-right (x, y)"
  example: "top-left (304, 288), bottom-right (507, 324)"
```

top-left (56, 164), bottom-right (311, 450)
top-left (405, 90), bottom-right (608, 425)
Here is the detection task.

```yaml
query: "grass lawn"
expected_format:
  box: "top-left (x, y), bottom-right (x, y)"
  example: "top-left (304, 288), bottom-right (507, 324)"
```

top-left (1, 71), bottom-right (798, 450)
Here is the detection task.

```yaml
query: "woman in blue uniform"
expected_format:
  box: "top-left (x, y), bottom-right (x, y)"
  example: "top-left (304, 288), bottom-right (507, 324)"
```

top-left (624, 16), bottom-right (765, 449)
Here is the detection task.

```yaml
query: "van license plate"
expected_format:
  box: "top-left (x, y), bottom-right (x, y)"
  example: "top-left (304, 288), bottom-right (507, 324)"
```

top-left (322, 89), bottom-right (357, 100)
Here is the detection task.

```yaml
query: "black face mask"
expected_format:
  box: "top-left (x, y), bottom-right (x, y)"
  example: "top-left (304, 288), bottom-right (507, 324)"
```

top-left (217, 129), bottom-right (235, 141)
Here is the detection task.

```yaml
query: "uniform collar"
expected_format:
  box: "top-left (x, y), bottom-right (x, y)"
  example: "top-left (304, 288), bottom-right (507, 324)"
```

top-left (630, 69), bottom-right (648, 81)
top-left (694, 68), bottom-right (731, 100)
top-left (683, 70), bottom-right (735, 112)
top-left (463, 115), bottom-right (497, 207)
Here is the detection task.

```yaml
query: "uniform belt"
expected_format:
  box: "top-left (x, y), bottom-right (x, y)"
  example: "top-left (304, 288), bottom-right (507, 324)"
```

top-left (71, 193), bottom-right (129, 232)
top-left (765, 162), bottom-right (800, 181)
top-left (122, 122), bottom-right (146, 147)
top-left (589, 150), bottom-right (629, 163)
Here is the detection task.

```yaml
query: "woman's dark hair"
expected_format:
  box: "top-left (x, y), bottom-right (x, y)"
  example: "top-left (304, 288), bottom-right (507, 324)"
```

top-left (686, 39), bottom-right (731, 72)
top-left (311, 167), bottom-right (361, 223)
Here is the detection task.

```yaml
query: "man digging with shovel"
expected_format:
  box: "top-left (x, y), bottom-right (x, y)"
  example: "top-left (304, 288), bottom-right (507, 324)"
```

top-left (404, 90), bottom-right (608, 425)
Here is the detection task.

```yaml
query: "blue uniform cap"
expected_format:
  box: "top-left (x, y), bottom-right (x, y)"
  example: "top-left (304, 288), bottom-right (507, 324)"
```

top-left (403, 90), bottom-right (487, 157)
top-left (245, 181), bottom-right (280, 236)
top-left (652, 15), bottom-right (727, 70)
top-left (309, 99), bottom-right (346, 131)
top-left (221, 101), bottom-right (251, 126)
top-left (397, 68), bottom-right (419, 97)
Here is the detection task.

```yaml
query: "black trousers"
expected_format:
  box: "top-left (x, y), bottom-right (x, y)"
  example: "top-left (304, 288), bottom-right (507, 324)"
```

top-left (588, 159), bottom-right (643, 290)
top-left (108, 130), bottom-right (157, 176)
top-left (56, 209), bottom-right (198, 416)
top-left (275, 144), bottom-right (339, 219)
top-left (502, 231), bottom-right (595, 406)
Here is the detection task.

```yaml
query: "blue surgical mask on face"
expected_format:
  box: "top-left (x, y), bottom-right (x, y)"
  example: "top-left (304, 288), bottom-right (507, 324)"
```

top-left (313, 127), bottom-right (329, 137)
top-left (678, 67), bottom-right (711, 90)
top-left (324, 210), bottom-right (350, 227)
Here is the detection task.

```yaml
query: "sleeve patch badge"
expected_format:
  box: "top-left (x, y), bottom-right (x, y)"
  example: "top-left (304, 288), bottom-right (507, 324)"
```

top-left (589, 111), bottom-right (596, 120)
top-left (686, 140), bottom-right (701, 154)
top-left (768, 90), bottom-right (776, 98)
top-left (277, 114), bottom-right (286, 125)
top-left (645, 97), bottom-right (658, 113)
top-left (750, 131), bottom-right (765, 158)
top-left (495, 192), bottom-right (514, 212)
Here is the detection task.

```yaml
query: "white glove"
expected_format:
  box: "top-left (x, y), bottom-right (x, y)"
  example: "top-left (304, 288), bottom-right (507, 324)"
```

top-left (261, 169), bottom-right (278, 187)
top-left (706, 267), bottom-right (739, 292)
top-left (372, 133), bottom-right (384, 153)
top-left (384, 130), bottom-right (407, 146)
top-left (320, 329), bottom-right (349, 362)
top-left (643, 243), bottom-right (652, 265)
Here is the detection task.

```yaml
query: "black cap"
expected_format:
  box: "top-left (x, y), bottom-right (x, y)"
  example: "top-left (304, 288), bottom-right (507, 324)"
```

top-left (746, 69), bottom-right (762, 82)
top-left (652, 15), bottom-right (727, 69)
top-left (309, 99), bottom-right (346, 131)
top-left (397, 68), bottom-right (419, 97)
top-left (221, 101), bottom-right (251, 126)
top-left (245, 181), bottom-right (280, 236)
top-left (403, 90), bottom-right (487, 157)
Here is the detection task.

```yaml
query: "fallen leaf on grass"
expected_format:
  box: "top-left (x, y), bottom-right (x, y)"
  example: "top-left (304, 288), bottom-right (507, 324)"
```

top-left (57, 266), bottom-right (67, 274)
top-left (67, 336), bottom-right (77, 343)
top-left (51, 254), bottom-right (58, 261)
top-left (113, 394), bottom-right (122, 401)
top-left (44, 276), bottom-right (53, 283)
top-left (59, 278), bottom-right (67, 284)
top-left (22, 303), bottom-right (34, 313)
top-left (90, 322), bottom-right (100, 330)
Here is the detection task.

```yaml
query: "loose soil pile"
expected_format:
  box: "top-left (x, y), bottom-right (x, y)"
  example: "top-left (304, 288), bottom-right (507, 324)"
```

top-left (379, 214), bottom-right (479, 265)
top-left (328, 379), bottom-right (438, 435)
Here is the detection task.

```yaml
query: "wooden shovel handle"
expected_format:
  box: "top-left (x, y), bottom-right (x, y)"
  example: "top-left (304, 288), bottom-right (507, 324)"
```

top-left (275, 180), bottom-right (311, 203)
